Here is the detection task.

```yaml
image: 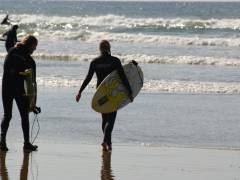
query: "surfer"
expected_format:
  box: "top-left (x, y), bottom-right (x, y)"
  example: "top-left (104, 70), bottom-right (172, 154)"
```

top-left (2, 25), bottom-right (19, 52)
top-left (0, 35), bottom-right (39, 152)
top-left (76, 40), bottom-right (133, 151)
top-left (1, 14), bottom-right (11, 25)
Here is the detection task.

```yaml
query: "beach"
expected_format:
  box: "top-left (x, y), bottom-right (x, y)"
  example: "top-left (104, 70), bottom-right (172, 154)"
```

top-left (2, 87), bottom-right (240, 149)
top-left (0, 1), bottom-right (240, 179)
top-left (1, 143), bottom-right (240, 180)
top-left (0, 88), bottom-right (239, 180)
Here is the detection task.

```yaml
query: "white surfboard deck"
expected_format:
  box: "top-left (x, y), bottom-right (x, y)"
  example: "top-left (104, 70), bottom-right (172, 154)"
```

top-left (92, 62), bottom-right (144, 113)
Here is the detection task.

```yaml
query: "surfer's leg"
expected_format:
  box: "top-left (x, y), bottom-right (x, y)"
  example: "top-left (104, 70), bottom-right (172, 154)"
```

top-left (1, 94), bottom-right (13, 150)
top-left (103, 111), bottom-right (117, 149)
top-left (15, 96), bottom-right (30, 143)
top-left (102, 113), bottom-right (108, 133)
top-left (101, 113), bottom-right (108, 151)
top-left (15, 96), bottom-right (37, 151)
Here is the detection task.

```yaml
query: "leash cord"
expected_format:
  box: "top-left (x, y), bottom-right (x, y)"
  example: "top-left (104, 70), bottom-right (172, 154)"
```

top-left (30, 114), bottom-right (40, 144)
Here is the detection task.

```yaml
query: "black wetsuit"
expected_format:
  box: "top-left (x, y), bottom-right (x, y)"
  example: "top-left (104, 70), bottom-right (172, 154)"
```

top-left (3, 28), bottom-right (18, 52)
top-left (79, 53), bottom-right (132, 145)
top-left (1, 47), bottom-right (36, 144)
top-left (0, 15), bottom-right (10, 25)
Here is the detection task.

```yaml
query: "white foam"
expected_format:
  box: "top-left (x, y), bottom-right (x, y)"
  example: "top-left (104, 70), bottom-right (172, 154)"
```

top-left (3, 14), bottom-right (240, 30)
top-left (0, 71), bottom-right (238, 94)
top-left (1, 14), bottom-right (240, 47)
top-left (120, 54), bottom-right (240, 66)
top-left (0, 53), bottom-right (239, 67)
top-left (35, 77), bottom-right (240, 94)
top-left (25, 54), bottom-right (240, 67)
top-left (36, 77), bottom-right (94, 88)
top-left (84, 32), bottom-right (240, 47)
top-left (143, 80), bottom-right (240, 94)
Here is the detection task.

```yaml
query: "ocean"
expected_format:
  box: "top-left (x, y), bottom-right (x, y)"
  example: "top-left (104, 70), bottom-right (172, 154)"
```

top-left (0, 1), bottom-right (240, 149)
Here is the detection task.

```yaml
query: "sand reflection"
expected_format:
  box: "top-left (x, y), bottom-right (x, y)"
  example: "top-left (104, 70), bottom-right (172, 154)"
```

top-left (0, 151), bottom-right (36, 180)
top-left (101, 151), bottom-right (115, 180)
top-left (0, 151), bottom-right (9, 180)
top-left (20, 152), bottom-right (30, 180)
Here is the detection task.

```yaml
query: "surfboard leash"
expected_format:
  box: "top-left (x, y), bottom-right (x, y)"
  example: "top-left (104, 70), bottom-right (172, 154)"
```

top-left (30, 113), bottom-right (40, 145)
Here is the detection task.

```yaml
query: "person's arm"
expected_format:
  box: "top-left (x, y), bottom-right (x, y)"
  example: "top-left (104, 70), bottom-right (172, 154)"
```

top-left (116, 60), bottom-right (133, 101)
top-left (76, 61), bottom-right (95, 102)
top-left (31, 59), bottom-right (37, 84)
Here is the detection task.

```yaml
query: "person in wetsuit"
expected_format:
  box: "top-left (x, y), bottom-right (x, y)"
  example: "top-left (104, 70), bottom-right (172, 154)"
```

top-left (0, 35), bottom-right (38, 152)
top-left (1, 15), bottom-right (11, 25)
top-left (2, 25), bottom-right (18, 52)
top-left (76, 40), bottom-right (133, 151)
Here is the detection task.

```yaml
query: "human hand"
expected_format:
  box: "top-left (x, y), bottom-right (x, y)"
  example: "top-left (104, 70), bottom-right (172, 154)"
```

top-left (19, 69), bottom-right (32, 76)
top-left (131, 60), bottom-right (138, 66)
top-left (76, 93), bottom-right (81, 102)
top-left (33, 106), bottom-right (41, 114)
top-left (129, 94), bottom-right (134, 102)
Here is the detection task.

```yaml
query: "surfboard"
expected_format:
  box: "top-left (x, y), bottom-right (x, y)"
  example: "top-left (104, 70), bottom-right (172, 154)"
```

top-left (20, 69), bottom-right (37, 112)
top-left (92, 61), bottom-right (144, 113)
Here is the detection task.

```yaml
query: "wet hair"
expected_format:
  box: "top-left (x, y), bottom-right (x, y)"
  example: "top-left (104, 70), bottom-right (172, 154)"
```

top-left (16, 35), bottom-right (38, 54)
top-left (99, 40), bottom-right (111, 54)
top-left (12, 24), bottom-right (18, 30)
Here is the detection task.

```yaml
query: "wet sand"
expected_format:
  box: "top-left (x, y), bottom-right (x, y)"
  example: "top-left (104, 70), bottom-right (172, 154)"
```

top-left (0, 143), bottom-right (240, 180)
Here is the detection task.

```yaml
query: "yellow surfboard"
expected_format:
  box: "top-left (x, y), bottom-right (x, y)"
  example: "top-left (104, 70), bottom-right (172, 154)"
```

top-left (20, 69), bottom-right (37, 112)
top-left (92, 61), bottom-right (144, 113)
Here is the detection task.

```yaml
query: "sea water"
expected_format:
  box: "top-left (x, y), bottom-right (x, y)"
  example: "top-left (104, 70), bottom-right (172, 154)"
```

top-left (0, 1), bottom-right (240, 149)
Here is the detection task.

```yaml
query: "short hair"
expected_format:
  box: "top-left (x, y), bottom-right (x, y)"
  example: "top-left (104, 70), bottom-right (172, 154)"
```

top-left (16, 35), bottom-right (38, 50)
top-left (99, 40), bottom-right (111, 54)
top-left (21, 35), bottom-right (38, 46)
top-left (13, 25), bottom-right (18, 29)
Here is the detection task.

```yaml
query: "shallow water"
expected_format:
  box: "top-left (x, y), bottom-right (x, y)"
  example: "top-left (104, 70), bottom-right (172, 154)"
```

top-left (0, 1), bottom-right (239, 149)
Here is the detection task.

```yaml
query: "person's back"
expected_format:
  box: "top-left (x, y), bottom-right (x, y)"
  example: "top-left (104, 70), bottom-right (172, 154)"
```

top-left (92, 53), bottom-right (123, 86)
top-left (2, 47), bottom-right (35, 96)
top-left (76, 40), bottom-right (133, 151)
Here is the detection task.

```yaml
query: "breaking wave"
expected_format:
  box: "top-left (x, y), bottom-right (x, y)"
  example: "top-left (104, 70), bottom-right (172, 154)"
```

top-left (1, 14), bottom-right (240, 47)
top-left (0, 53), bottom-right (239, 67)
top-left (36, 77), bottom-right (240, 94)
top-left (2, 14), bottom-right (240, 30)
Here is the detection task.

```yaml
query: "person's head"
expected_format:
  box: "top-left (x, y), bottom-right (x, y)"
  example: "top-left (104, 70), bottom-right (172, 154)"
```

top-left (12, 24), bottom-right (18, 30)
top-left (16, 35), bottom-right (38, 55)
top-left (99, 40), bottom-right (111, 55)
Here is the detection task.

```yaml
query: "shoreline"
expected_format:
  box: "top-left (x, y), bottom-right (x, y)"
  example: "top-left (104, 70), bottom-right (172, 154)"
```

top-left (1, 143), bottom-right (240, 180)
top-left (2, 87), bottom-right (240, 150)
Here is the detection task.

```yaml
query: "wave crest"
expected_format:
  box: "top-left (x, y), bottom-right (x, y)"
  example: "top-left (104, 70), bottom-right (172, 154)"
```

top-left (2, 14), bottom-right (240, 30)
top-left (0, 53), bottom-right (239, 66)
top-left (36, 77), bottom-right (240, 94)
top-left (1, 14), bottom-right (240, 47)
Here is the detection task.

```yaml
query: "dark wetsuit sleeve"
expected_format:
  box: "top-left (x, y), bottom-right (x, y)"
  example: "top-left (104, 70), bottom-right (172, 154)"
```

top-left (116, 60), bottom-right (132, 95)
top-left (31, 59), bottom-right (36, 83)
top-left (14, 32), bottom-right (17, 43)
top-left (79, 61), bottom-right (95, 94)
